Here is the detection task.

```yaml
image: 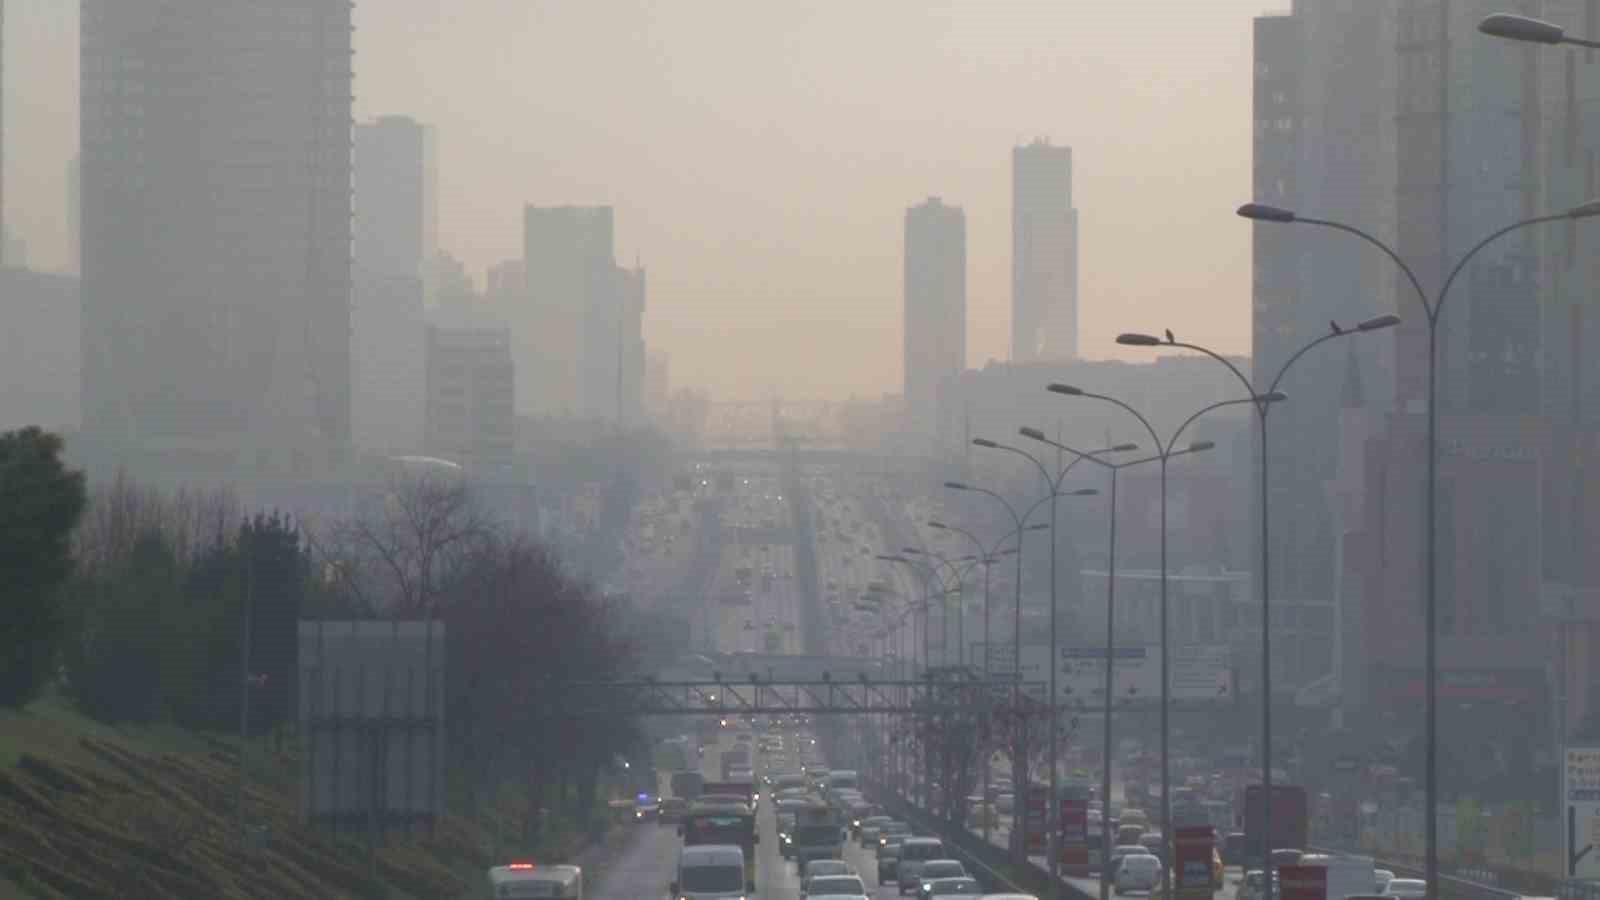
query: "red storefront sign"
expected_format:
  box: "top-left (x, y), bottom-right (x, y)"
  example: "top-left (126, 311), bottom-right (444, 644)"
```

top-left (1174, 826), bottom-right (1216, 899)
top-left (1278, 864), bottom-right (1328, 900)
top-left (1060, 796), bottom-right (1090, 873)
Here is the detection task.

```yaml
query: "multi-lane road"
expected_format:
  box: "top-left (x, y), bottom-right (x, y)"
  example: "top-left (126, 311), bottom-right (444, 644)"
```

top-left (588, 468), bottom-right (1245, 900)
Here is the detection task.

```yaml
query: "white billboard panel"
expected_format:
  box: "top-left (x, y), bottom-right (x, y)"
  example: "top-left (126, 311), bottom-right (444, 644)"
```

top-left (1006, 643), bottom-right (1232, 706)
top-left (1566, 747), bottom-right (1600, 878)
top-left (1172, 644), bottom-right (1232, 701)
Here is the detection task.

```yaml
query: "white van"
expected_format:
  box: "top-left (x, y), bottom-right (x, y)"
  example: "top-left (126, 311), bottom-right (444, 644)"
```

top-left (896, 837), bottom-right (947, 894)
top-left (487, 862), bottom-right (583, 898)
top-left (672, 844), bottom-right (749, 899)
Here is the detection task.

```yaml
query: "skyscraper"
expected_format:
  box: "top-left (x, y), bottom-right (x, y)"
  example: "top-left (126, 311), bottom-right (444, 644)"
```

top-left (522, 205), bottom-right (615, 418)
top-left (352, 116), bottom-right (427, 455)
top-left (581, 262), bottom-right (646, 426)
top-left (904, 197), bottom-right (966, 434)
top-left (1011, 139), bottom-right (1078, 362)
top-left (1249, 3), bottom-right (1396, 695)
top-left (80, 0), bottom-right (353, 472)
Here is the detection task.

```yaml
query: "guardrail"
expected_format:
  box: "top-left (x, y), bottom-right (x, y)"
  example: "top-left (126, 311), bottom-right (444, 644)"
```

top-left (1308, 845), bottom-right (1522, 900)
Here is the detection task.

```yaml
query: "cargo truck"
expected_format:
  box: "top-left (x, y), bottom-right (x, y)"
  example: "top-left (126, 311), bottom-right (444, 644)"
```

top-left (789, 800), bottom-right (846, 866)
top-left (1240, 785), bottom-right (1309, 866)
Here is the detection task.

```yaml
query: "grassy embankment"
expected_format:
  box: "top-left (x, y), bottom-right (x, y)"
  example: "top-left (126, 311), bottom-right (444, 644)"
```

top-left (0, 696), bottom-right (606, 899)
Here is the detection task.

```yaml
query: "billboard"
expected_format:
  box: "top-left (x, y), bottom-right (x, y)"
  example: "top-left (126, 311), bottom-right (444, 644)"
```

top-left (299, 620), bottom-right (445, 841)
top-left (1010, 643), bottom-right (1232, 706)
top-left (1567, 747), bottom-right (1600, 879)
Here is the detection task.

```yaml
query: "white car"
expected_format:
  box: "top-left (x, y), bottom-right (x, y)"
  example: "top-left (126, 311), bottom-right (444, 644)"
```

top-left (801, 859), bottom-right (854, 895)
top-left (924, 877), bottom-right (985, 899)
top-left (1384, 879), bottom-right (1427, 898)
top-left (805, 874), bottom-right (869, 899)
top-left (1114, 852), bottom-right (1164, 894)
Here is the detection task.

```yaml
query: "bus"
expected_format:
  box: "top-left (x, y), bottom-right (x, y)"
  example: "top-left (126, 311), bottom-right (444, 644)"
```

top-left (486, 862), bottom-right (583, 898)
top-left (681, 803), bottom-right (757, 889)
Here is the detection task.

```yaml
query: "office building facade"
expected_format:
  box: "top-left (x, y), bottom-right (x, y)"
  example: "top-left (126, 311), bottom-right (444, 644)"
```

top-left (353, 115), bottom-right (427, 455)
top-left (80, 0), bottom-right (353, 473)
top-left (904, 197), bottom-right (966, 436)
top-left (522, 205), bottom-right (615, 418)
top-left (1011, 139), bottom-right (1078, 362)
top-left (424, 318), bottom-right (516, 474)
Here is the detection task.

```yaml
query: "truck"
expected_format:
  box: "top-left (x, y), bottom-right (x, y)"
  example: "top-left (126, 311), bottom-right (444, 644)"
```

top-left (789, 800), bottom-right (846, 866)
top-left (702, 780), bottom-right (757, 808)
top-left (1318, 855), bottom-right (1377, 900)
top-left (670, 770), bottom-right (705, 801)
top-left (1241, 784), bottom-right (1309, 865)
top-left (720, 746), bottom-right (751, 780)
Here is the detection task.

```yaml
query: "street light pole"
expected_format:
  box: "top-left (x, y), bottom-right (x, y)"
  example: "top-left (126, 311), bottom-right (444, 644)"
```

top-left (1238, 197), bottom-right (1600, 900)
top-left (971, 438), bottom-right (1123, 892)
top-left (1050, 385), bottom-right (1280, 877)
top-left (1115, 317), bottom-right (1396, 876)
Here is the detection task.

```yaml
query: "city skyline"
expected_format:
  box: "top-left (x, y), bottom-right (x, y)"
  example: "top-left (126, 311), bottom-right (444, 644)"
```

top-left (4, 0), bottom-right (1260, 401)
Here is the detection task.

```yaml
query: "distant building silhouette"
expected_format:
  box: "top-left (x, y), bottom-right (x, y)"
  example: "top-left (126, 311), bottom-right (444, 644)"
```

top-left (522, 205), bottom-right (615, 417)
top-left (1249, 4), bottom-right (1397, 703)
top-left (904, 197), bottom-right (966, 435)
top-left (1011, 139), bottom-right (1077, 362)
top-left (80, 0), bottom-right (353, 475)
top-left (424, 310), bottom-right (515, 475)
top-left (353, 115), bottom-right (427, 456)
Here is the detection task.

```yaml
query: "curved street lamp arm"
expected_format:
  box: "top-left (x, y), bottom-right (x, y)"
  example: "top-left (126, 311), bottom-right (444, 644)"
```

top-left (1295, 216), bottom-right (1432, 317)
top-left (1169, 395), bottom-right (1263, 451)
top-left (985, 441), bottom-right (1055, 497)
top-left (1167, 340), bottom-right (1256, 404)
top-left (939, 523), bottom-right (988, 559)
top-left (1436, 213), bottom-right (1569, 323)
top-left (1266, 330), bottom-right (1348, 398)
top-left (1076, 391), bottom-right (1165, 456)
top-left (965, 484), bottom-right (1025, 532)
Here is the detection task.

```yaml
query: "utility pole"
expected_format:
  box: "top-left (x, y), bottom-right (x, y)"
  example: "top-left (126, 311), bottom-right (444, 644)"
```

top-left (234, 532), bottom-right (255, 843)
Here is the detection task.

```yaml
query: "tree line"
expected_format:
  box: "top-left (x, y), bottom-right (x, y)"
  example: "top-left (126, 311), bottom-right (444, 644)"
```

top-left (0, 427), bottom-right (653, 838)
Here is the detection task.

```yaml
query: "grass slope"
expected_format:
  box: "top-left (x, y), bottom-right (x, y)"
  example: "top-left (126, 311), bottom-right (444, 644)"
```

top-left (0, 698), bottom-right (560, 899)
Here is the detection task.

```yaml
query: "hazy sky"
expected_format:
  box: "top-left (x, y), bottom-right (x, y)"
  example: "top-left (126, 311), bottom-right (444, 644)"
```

top-left (6, 1), bottom-right (1266, 401)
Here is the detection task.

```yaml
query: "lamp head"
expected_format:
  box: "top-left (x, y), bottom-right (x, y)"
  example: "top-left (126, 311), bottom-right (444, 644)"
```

top-left (1478, 12), bottom-right (1565, 44)
top-left (1068, 488), bottom-right (1100, 497)
top-left (1116, 332), bottom-right (1163, 347)
top-left (1357, 314), bottom-right (1401, 332)
top-left (1047, 383), bottom-right (1084, 396)
top-left (1188, 440), bottom-right (1217, 453)
top-left (1568, 198), bottom-right (1600, 219)
top-left (1019, 426), bottom-right (1047, 441)
top-left (1261, 391), bottom-right (1288, 404)
top-left (1111, 442), bottom-right (1139, 452)
top-left (1236, 202), bottom-right (1297, 222)
top-left (927, 520), bottom-right (948, 529)
top-left (972, 438), bottom-right (999, 448)
top-left (944, 481), bottom-right (970, 491)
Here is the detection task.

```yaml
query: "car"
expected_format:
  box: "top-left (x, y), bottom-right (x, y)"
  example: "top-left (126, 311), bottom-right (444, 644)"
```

top-left (978, 895), bottom-right (1041, 900)
top-left (633, 793), bottom-right (660, 821)
top-left (859, 815), bottom-right (894, 844)
top-left (914, 860), bottom-right (969, 897)
top-left (659, 796), bottom-right (688, 824)
top-left (1269, 849), bottom-right (1303, 868)
top-left (1374, 869), bottom-right (1396, 893)
top-left (1114, 852), bottom-right (1164, 894)
top-left (878, 843), bottom-right (903, 884)
top-left (1234, 869), bottom-right (1278, 900)
top-left (897, 839), bottom-right (950, 895)
top-left (878, 823), bottom-right (911, 851)
top-left (805, 874), bottom-right (868, 899)
top-left (924, 876), bottom-right (985, 898)
top-left (802, 859), bottom-right (855, 895)
top-left (1383, 879), bottom-right (1427, 898)
top-left (1107, 844), bottom-right (1149, 878)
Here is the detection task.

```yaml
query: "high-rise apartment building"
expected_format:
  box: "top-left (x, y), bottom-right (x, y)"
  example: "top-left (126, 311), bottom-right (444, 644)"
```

top-left (80, 0), bottom-right (353, 473)
top-left (1011, 140), bottom-right (1077, 362)
top-left (1249, 3), bottom-right (1397, 698)
top-left (904, 197), bottom-right (966, 435)
top-left (522, 205), bottom-right (615, 417)
top-left (352, 115), bottom-right (427, 455)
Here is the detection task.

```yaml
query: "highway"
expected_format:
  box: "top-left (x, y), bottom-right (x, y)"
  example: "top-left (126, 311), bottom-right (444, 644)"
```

top-left (590, 468), bottom-right (1246, 900)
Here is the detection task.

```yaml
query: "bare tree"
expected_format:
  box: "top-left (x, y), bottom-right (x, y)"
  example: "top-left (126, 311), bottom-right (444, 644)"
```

top-left (309, 473), bottom-right (491, 615)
